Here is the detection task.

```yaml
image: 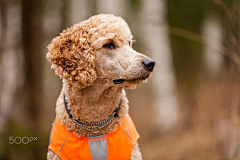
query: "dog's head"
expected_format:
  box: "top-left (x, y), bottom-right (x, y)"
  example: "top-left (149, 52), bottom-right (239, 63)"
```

top-left (47, 14), bottom-right (155, 89)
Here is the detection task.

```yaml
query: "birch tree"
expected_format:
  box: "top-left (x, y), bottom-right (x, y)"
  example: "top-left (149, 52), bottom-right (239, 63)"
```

top-left (202, 16), bottom-right (224, 75)
top-left (141, 0), bottom-right (179, 133)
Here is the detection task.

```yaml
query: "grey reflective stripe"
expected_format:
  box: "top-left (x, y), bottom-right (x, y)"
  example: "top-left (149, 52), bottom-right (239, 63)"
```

top-left (49, 116), bottom-right (57, 145)
top-left (59, 131), bottom-right (71, 155)
top-left (121, 125), bottom-right (132, 143)
top-left (88, 134), bottom-right (107, 160)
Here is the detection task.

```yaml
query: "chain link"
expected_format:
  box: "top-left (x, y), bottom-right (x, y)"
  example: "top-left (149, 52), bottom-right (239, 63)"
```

top-left (72, 112), bottom-right (116, 133)
top-left (64, 93), bottom-right (121, 134)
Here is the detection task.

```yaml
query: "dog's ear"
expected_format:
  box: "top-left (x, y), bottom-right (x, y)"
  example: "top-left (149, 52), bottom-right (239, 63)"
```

top-left (46, 22), bottom-right (97, 88)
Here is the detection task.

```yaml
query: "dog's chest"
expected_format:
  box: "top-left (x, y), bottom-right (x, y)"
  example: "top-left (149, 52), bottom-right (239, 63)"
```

top-left (48, 115), bottom-right (139, 160)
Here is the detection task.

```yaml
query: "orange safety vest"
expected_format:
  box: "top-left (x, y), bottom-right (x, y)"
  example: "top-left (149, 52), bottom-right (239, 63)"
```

top-left (48, 114), bottom-right (139, 160)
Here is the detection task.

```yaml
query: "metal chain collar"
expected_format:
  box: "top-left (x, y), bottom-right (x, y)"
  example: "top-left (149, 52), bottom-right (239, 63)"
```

top-left (63, 93), bottom-right (121, 134)
top-left (72, 113), bottom-right (116, 133)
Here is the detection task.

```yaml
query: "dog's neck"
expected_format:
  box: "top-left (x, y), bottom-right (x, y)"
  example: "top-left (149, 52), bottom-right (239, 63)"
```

top-left (62, 78), bottom-right (123, 122)
top-left (55, 78), bottom-right (129, 137)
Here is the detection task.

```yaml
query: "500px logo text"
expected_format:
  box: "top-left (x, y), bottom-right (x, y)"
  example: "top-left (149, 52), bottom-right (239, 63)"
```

top-left (9, 136), bottom-right (37, 144)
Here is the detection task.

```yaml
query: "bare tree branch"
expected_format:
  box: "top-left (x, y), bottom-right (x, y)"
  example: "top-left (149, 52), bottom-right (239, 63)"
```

top-left (169, 25), bottom-right (240, 66)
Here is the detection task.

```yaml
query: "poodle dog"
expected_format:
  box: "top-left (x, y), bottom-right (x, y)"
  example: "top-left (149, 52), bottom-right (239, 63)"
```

top-left (47, 14), bottom-right (155, 160)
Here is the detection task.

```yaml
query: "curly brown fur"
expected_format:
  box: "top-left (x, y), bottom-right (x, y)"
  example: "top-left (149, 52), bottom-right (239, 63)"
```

top-left (47, 20), bottom-right (96, 89)
top-left (47, 14), bottom-right (154, 160)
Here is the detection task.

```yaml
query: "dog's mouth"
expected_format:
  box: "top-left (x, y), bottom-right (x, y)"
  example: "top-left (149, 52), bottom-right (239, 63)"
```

top-left (113, 74), bottom-right (150, 85)
top-left (113, 79), bottom-right (125, 84)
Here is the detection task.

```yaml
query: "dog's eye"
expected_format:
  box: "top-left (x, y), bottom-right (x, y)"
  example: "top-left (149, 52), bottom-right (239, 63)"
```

top-left (103, 42), bottom-right (115, 49)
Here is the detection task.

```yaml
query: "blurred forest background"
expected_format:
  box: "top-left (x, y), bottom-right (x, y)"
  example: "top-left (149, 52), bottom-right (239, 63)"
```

top-left (0, 0), bottom-right (239, 159)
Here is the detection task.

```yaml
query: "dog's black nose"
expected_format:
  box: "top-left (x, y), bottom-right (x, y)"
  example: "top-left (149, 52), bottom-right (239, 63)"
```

top-left (142, 58), bottom-right (155, 72)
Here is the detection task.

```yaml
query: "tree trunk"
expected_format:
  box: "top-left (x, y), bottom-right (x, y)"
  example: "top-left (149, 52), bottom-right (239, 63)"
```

top-left (21, 0), bottom-right (43, 127)
top-left (21, 0), bottom-right (43, 158)
top-left (141, 0), bottom-right (179, 133)
top-left (202, 16), bottom-right (224, 75)
top-left (0, 0), bottom-right (23, 134)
